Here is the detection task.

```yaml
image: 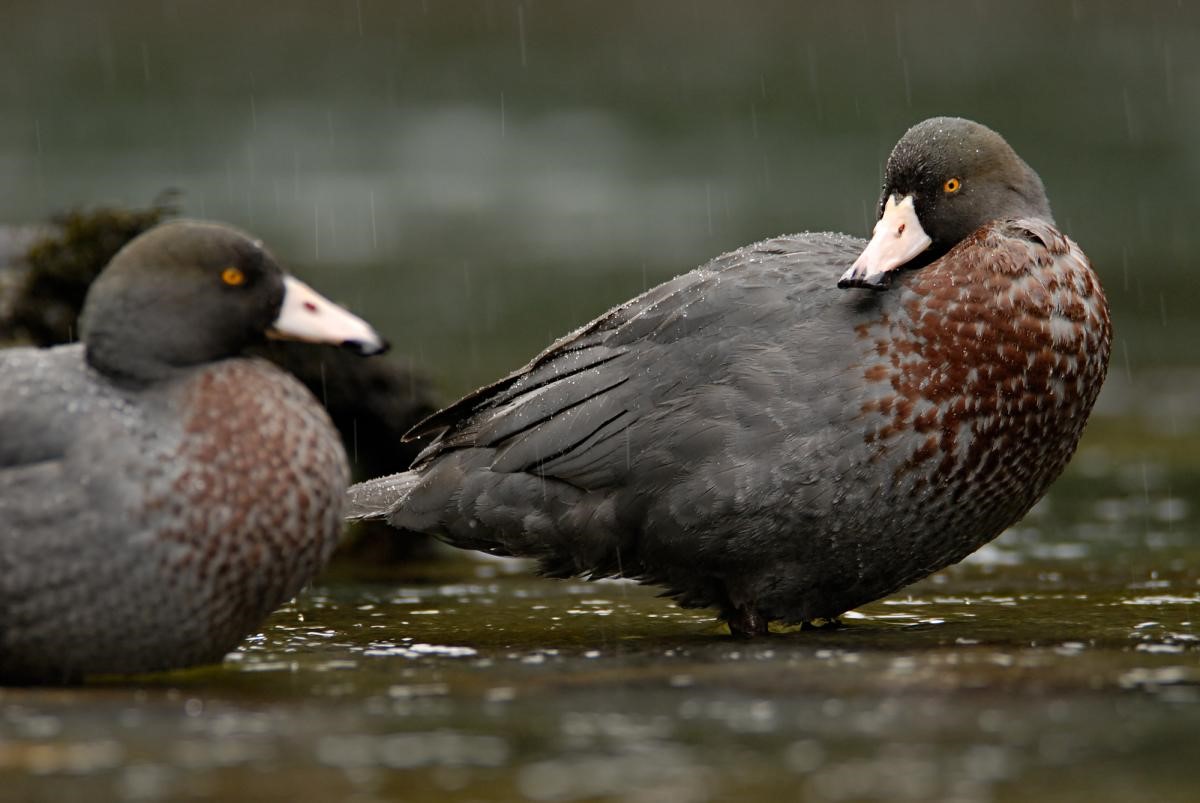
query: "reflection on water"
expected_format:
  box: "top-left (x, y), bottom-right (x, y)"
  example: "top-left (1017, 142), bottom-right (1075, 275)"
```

top-left (3, 347), bottom-right (1200, 803)
top-left (2, 440), bottom-right (1198, 802)
top-left (4, 1), bottom-right (1200, 800)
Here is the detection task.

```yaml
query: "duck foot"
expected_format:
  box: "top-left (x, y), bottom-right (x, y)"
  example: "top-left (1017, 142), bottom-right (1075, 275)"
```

top-left (799, 617), bottom-right (842, 631)
top-left (726, 607), bottom-right (770, 638)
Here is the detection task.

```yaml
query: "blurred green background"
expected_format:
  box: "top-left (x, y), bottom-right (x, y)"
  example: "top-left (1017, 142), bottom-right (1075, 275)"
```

top-left (3, 4), bottom-right (1200, 802)
top-left (2, 0), bottom-right (1196, 396)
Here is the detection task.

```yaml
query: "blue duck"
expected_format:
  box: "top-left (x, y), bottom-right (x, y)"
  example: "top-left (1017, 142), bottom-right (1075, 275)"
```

top-left (0, 203), bottom-right (440, 486)
top-left (0, 220), bottom-right (386, 682)
top-left (0, 203), bottom-right (441, 561)
top-left (348, 117), bottom-right (1112, 636)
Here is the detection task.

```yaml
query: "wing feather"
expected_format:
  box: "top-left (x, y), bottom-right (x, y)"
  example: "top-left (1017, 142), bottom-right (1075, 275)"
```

top-left (407, 234), bottom-right (863, 493)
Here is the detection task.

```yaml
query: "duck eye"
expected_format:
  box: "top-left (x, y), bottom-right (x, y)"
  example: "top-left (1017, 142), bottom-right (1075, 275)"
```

top-left (943, 177), bottom-right (962, 194)
top-left (221, 267), bottom-right (246, 286)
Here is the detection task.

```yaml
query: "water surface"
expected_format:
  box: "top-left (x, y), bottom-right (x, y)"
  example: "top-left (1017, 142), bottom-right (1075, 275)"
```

top-left (3, 412), bottom-right (1198, 802)
top-left (2, 3), bottom-right (1199, 800)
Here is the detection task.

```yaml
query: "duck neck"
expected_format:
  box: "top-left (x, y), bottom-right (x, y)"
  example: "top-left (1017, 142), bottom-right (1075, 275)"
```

top-left (83, 324), bottom-right (190, 385)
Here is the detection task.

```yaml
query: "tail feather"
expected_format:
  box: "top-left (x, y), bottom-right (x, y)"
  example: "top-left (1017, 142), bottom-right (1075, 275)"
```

top-left (345, 471), bottom-right (420, 521)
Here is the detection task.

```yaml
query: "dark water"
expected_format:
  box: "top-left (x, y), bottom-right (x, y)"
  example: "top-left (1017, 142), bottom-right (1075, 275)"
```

top-left (2, 390), bottom-right (1197, 801)
top-left (3, 2), bottom-right (1200, 800)
top-left (2, 524), bottom-right (1198, 801)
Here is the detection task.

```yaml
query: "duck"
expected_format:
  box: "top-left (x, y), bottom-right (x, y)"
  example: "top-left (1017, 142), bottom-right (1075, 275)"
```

top-left (0, 219), bottom-right (386, 682)
top-left (0, 203), bottom-right (440, 487)
top-left (347, 117), bottom-right (1112, 636)
top-left (0, 203), bottom-right (441, 561)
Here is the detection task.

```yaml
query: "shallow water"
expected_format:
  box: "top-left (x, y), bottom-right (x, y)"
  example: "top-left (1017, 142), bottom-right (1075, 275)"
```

top-left (3, 408), bottom-right (1199, 803)
top-left (2, 560), bottom-right (1197, 802)
top-left (4, 2), bottom-right (1200, 800)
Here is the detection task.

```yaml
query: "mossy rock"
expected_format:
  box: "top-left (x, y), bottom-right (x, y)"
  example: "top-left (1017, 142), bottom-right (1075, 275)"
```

top-left (2, 196), bottom-right (177, 345)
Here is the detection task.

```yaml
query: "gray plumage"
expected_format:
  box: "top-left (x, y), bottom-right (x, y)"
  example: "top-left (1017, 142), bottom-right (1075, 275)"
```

top-left (349, 118), bottom-right (1112, 635)
top-left (1, 220), bottom-right (383, 682)
top-left (1, 346), bottom-right (346, 681)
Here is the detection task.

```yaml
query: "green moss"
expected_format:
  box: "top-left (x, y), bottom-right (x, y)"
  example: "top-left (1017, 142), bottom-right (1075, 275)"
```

top-left (3, 194), bottom-right (177, 346)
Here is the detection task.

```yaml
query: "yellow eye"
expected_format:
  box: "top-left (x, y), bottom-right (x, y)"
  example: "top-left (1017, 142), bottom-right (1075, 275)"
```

top-left (943, 177), bottom-right (962, 193)
top-left (221, 267), bottom-right (246, 286)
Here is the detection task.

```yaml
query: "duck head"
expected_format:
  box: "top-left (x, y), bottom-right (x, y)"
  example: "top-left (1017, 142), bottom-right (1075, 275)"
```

top-left (839, 117), bottom-right (1054, 290)
top-left (79, 220), bottom-right (387, 382)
